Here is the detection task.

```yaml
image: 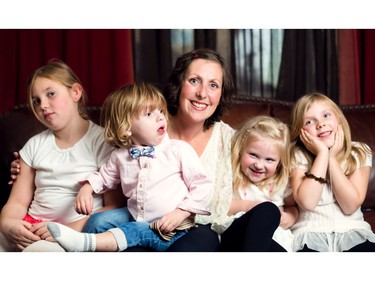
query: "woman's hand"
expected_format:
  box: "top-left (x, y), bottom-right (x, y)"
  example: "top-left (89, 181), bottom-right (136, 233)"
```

top-left (9, 152), bottom-right (20, 185)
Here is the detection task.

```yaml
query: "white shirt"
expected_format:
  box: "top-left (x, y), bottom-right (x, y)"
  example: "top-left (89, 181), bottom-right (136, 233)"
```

top-left (291, 142), bottom-right (375, 251)
top-left (20, 121), bottom-right (113, 224)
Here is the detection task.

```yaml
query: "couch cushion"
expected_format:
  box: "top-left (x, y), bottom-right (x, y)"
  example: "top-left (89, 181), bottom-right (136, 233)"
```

top-left (342, 106), bottom-right (375, 210)
top-left (222, 100), bottom-right (271, 129)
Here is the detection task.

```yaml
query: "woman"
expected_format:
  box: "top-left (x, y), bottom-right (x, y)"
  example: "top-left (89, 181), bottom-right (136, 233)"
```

top-left (9, 49), bottom-right (282, 251)
top-left (82, 49), bottom-right (282, 251)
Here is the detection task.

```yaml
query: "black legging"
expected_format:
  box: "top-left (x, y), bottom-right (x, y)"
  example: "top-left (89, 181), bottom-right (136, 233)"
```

top-left (220, 201), bottom-right (286, 252)
top-left (166, 223), bottom-right (220, 252)
top-left (124, 201), bottom-right (283, 252)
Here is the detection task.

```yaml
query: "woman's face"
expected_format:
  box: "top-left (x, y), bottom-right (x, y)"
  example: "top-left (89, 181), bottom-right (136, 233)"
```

top-left (178, 59), bottom-right (223, 124)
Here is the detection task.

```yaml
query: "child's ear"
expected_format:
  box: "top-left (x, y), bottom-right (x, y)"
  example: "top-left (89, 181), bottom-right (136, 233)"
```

top-left (71, 83), bottom-right (83, 102)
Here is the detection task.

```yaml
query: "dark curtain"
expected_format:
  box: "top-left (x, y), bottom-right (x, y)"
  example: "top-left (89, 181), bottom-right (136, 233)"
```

top-left (327, 29), bottom-right (375, 105)
top-left (132, 29), bottom-right (217, 87)
top-left (132, 29), bottom-right (172, 87)
top-left (0, 29), bottom-right (134, 112)
top-left (337, 29), bottom-right (361, 104)
top-left (362, 29), bottom-right (375, 104)
top-left (276, 29), bottom-right (339, 103)
top-left (133, 29), bottom-right (375, 105)
top-left (230, 29), bottom-right (284, 99)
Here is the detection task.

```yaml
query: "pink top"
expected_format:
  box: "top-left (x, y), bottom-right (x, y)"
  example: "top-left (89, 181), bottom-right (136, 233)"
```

top-left (84, 134), bottom-right (212, 222)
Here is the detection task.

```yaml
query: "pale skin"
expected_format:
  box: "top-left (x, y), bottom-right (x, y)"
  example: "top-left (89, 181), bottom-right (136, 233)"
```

top-left (74, 107), bottom-right (192, 251)
top-left (167, 59), bottom-right (223, 157)
top-left (10, 58), bottom-right (275, 250)
top-left (1, 77), bottom-right (124, 250)
top-left (291, 101), bottom-right (370, 214)
top-left (228, 137), bottom-right (298, 229)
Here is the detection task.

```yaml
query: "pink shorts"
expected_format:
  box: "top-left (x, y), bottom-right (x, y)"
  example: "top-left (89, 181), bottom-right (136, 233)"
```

top-left (23, 214), bottom-right (43, 224)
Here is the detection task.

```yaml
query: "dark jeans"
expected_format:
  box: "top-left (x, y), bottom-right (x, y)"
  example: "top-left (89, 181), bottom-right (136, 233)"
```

top-left (123, 223), bottom-right (220, 252)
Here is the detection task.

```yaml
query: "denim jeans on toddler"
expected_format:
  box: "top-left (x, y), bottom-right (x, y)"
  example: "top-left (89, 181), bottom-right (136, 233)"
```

top-left (83, 207), bottom-right (188, 251)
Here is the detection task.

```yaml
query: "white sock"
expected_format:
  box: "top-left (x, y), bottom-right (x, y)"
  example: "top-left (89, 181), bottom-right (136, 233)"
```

top-left (108, 228), bottom-right (128, 251)
top-left (47, 222), bottom-right (96, 252)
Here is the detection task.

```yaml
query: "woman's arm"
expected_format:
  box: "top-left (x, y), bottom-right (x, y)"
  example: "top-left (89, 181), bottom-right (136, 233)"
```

top-left (8, 152), bottom-right (20, 185)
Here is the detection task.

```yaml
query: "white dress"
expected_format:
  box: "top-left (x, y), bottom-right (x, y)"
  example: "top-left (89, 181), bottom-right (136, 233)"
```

top-left (291, 142), bottom-right (375, 251)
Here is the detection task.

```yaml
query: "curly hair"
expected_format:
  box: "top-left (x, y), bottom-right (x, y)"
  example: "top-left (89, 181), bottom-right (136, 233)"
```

top-left (101, 82), bottom-right (167, 148)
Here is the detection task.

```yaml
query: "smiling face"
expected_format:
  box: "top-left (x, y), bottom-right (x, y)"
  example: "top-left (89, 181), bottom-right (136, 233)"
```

top-left (178, 59), bottom-right (223, 125)
top-left (240, 137), bottom-right (281, 184)
top-left (302, 101), bottom-right (339, 148)
top-left (130, 107), bottom-right (167, 147)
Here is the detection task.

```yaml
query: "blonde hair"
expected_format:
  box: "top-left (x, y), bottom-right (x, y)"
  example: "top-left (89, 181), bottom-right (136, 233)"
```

top-left (290, 92), bottom-right (370, 175)
top-left (101, 82), bottom-right (168, 148)
top-left (27, 59), bottom-right (88, 120)
top-left (232, 115), bottom-right (291, 193)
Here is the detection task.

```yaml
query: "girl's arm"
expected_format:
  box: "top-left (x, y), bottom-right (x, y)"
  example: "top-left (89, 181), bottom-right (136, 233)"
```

top-left (65, 186), bottom-right (127, 232)
top-left (279, 194), bottom-right (298, 229)
top-left (292, 129), bottom-right (330, 211)
top-left (328, 126), bottom-right (369, 214)
top-left (329, 158), bottom-right (370, 214)
top-left (227, 199), bottom-right (261, 216)
top-left (0, 158), bottom-right (41, 250)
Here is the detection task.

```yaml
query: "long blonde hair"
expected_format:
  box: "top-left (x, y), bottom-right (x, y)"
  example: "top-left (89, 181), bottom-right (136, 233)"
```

top-left (232, 115), bottom-right (291, 192)
top-left (101, 82), bottom-right (168, 148)
top-left (290, 92), bottom-right (370, 175)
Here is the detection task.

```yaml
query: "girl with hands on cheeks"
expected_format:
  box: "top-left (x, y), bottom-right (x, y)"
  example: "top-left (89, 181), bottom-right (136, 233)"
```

top-left (216, 115), bottom-right (297, 252)
top-left (290, 92), bottom-right (375, 252)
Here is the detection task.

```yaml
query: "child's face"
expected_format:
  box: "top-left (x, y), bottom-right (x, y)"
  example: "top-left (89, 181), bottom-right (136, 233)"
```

top-left (302, 101), bottom-right (339, 148)
top-left (130, 107), bottom-right (167, 146)
top-left (240, 137), bottom-right (281, 184)
top-left (31, 77), bottom-right (77, 130)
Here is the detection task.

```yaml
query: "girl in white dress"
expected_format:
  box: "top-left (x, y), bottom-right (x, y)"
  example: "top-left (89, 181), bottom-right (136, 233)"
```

top-left (218, 115), bottom-right (297, 251)
top-left (290, 92), bottom-right (375, 251)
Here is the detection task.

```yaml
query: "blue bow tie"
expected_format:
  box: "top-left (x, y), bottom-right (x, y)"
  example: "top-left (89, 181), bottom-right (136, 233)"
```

top-left (129, 146), bottom-right (155, 159)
